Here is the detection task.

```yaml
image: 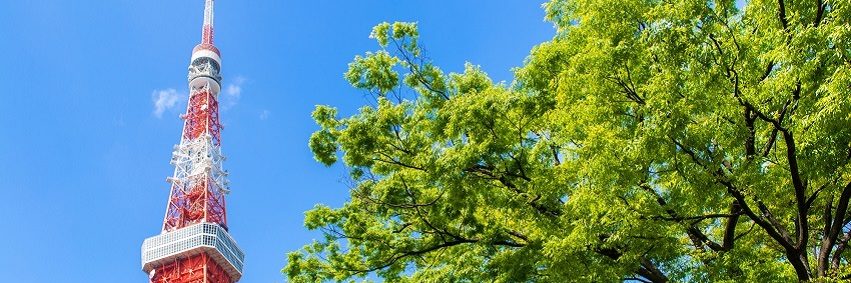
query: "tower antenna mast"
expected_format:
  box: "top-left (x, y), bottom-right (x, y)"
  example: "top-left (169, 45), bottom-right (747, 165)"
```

top-left (202, 0), bottom-right (214, 44)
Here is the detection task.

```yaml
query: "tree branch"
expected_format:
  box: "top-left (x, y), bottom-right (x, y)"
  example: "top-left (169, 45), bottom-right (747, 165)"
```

top-left (777, 0), bottom-right (790, 30)
top-left (814, 0), bottom-right (826, 27)
top-left (637, 258), bottom-right (669, 283)
top-left (722, 200), bottom-right (742, 251)
top-left (671, 137), bottom-right (796, 251)
top-left (819, 182), bottom-right (851, 275)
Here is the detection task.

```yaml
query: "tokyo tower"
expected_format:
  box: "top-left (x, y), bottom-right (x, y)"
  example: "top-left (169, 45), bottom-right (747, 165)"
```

top-left (141, 0), bottom-right (244, 282)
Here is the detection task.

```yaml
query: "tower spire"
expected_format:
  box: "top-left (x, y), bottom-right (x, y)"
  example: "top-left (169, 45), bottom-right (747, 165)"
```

top-left (202, 0), bottom-right (215, 44)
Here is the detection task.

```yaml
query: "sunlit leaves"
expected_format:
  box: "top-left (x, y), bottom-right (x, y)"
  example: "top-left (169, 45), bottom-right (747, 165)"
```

top-left (289, 0), bottom-right (851, 281)
top-left (345, 51), bottom-right (400, 96)
top-left (309, 106), bottom-right (340, 166)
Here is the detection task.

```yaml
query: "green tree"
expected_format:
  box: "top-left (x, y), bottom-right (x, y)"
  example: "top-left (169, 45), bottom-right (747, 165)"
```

top-left (285, 0), bottom-right (851, 281)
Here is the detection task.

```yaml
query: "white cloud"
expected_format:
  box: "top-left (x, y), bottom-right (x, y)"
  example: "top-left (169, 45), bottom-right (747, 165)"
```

top-left (152, 88), bottom-right (180, 118)
top-left (259, 109), bottom-right (271, 120)
top-left (222, 76), bottom-right (246, 110)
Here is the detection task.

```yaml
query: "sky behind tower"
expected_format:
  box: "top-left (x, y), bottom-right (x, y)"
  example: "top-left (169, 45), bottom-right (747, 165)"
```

top-left (0, 1), bottom-right (553, 282)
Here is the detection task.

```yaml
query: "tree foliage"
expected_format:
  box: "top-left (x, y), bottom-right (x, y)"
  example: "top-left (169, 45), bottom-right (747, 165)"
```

top-left (286, 1), bottom-right (851, 281)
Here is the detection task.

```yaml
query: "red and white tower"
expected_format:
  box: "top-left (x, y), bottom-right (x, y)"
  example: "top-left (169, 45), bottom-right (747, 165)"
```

top-left (141, 0), bottom-right (244, 282)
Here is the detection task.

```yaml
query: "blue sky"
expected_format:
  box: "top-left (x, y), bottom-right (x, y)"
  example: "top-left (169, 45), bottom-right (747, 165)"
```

top-left (0, 1), bottom-right (553, 282)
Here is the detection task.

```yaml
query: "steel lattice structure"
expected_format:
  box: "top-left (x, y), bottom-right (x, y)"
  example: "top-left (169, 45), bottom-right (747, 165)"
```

top-left (142, 1), bottom-right (243, 282)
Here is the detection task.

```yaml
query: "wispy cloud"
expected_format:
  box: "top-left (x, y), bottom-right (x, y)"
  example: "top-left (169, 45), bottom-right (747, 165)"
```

top-left (152, 77), bottom-right (242, 118)
top-left (222, 76), bottom-right (246, 110)
top-left (260, 109), bottom-right (271, 120)
top-left (152, 88), bottom-right (181, 118)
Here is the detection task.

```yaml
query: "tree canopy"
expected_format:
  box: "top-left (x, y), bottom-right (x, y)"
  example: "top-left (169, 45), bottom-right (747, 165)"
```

top-left (285, 0), bottom-right (851, 281)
